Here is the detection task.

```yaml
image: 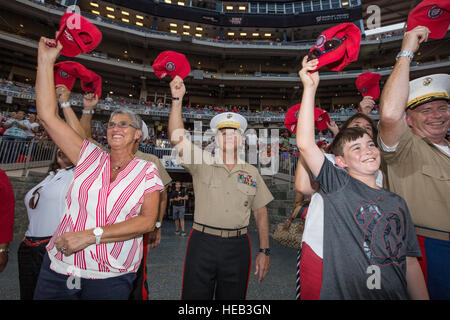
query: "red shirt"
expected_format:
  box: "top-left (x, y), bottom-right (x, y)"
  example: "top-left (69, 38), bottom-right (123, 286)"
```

top-left (0, 169), bottom-right (14, 243)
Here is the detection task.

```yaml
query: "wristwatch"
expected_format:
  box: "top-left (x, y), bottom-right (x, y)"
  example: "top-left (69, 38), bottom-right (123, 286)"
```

top-left (155, 221), bottom-right (162, 229)
top-left (93, 227), bottom-right (104, 245)
top-left (82, 109), bottom-right (95, 114)
top-left (396, 50), bottom-right (414, 61)
top-left (259, 248), bottom-right (271, 256)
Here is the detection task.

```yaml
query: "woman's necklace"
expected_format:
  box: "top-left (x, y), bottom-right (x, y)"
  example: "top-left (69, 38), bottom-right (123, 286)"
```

top-left (111, 155), bottom-right (133, 172)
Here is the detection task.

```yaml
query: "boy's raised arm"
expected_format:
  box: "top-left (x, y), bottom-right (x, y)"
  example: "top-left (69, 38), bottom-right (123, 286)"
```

top-left (296, 56), bottom-right (324, 178)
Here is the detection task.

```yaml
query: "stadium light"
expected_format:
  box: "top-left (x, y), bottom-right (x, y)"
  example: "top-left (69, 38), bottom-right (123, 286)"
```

top-left (183, 32), bottom-right (190, 35)
top-left (170, 30), bottom-right (177, 34)
top-left (227, 32), bottom-right (235, 36)
top-left (240, 32), bottom-right (247, 36)
top-left (136, 22), bottom-right (143, 26)
top-left (91, 10), bottom-right (100, 15)
top-left (170, 23), bottom-right (177, 27)
top-left (106, 7), bottom-right (114, 12)
top-left (195, 33), bottom-right (202, 37)
top-left (264, 33), bottom-right (271, 37)
top-left (90, 2), bottom-right (99, 7)
top-left (252, 33), bottom-right (259, 36)
top-left (121, 11), bottom-right (130, 16)
top-left (136, 15), bottom-right (144, 20)
top-left (107, 14), bottom-right (115, 19)
top-left (196, 27), bottom-right (203, 31)
top-left (183, 25), bottom-right (190, 29)
top-left (239, 6), bottom-right (246, 11)
top-left (122, 18), bottom-right (130, 23)
top-left (341, 1), bottom-right (349, 6)
top-left (164, 0), bottom-right (171, 3)
top-left (178, 2), bottom-right (185, 6)
top-left (226, 6), bottom-right (233, 10)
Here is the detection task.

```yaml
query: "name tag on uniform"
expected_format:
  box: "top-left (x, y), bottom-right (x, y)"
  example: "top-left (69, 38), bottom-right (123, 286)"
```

top-left (237, 172), bottom-right (257, 187)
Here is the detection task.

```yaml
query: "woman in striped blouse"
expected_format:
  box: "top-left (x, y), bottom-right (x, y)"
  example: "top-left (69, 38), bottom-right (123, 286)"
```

top-left (33, 37), bottom-right (163, 300)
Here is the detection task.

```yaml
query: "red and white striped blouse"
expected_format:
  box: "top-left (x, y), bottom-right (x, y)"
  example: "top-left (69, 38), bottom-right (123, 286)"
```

top-left (47, 140), bottom-right (163, 279)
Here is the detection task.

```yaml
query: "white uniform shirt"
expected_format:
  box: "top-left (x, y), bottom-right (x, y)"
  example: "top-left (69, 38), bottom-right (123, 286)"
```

top-left (47, 141), bottom-right (163, 279)
top-left (24, 167), bottom-right (75, 237)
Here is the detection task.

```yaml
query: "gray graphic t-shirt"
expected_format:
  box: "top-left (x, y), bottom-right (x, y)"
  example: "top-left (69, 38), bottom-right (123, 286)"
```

top-left (313, 158), bottom-right (421, 300)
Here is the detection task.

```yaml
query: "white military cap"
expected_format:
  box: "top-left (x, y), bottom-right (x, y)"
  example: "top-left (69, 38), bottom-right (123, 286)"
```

top-left (406, 74), bottom-right (449, 110)
top-left (210, 112), bottom-right (248, 132)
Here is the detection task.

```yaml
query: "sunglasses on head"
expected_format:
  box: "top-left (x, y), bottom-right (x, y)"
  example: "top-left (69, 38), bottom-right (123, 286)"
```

top-left (29, 186), bottom-right (43, 210)
top-left (307, 36), bottom-right (347, 61)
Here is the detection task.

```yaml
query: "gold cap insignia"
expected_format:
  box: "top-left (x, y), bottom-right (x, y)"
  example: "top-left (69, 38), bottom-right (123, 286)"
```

top-left (423, 77), bottom-right (433, 86)
top-left (227, 113), bottom-right (233, 119)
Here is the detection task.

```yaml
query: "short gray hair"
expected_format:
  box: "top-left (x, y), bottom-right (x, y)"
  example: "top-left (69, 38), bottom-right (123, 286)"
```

top-left (109, 109), bottom-right (143, 131)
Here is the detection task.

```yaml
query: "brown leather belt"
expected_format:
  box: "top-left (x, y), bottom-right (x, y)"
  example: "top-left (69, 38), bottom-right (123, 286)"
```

top-left (193, 222), bottom-right (247, 238)
top-left (23, 236), bottom-right (51, 247)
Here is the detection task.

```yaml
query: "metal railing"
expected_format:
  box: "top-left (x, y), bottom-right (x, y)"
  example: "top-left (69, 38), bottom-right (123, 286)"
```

top-left (0, 138), bottom-right (57, 175)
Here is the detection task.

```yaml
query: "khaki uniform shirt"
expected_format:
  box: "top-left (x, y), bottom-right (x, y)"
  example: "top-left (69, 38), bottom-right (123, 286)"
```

top-left (177, 142), bottom-right (274, 229)
top-left (379, 128), bottom-right (450, 241)
top-left (135, 151), bottom-right (172, 187)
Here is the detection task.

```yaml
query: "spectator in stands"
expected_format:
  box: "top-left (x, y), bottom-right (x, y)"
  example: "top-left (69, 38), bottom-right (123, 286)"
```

top-left (33, 36), bottom-right (163, 300)
top-left (0, 110), bottom-right (29, 163)
top-left (18, 148), bottom-right (75, 300)
top-left (25, 114), bottom-right (40, 140)
top-left (170, 181), bottom-right (188, 236)
top-left (2, 110), bottom-right (29, 141)
top-left (0, 168), bottom-right (14, 273)
top-left (378, 26), bottom-right (450, 299)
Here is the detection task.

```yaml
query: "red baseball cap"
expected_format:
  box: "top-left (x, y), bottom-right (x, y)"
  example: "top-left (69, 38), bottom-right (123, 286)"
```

top-left (284, 104), bottom-right (330, 133)
top-left (308, 23), bottom-right (361, 72)
top-left (152, 51), bottom-right (191, 79)
top-left (56, 12), bottom-right (102, 57)
top-left (314, 108), bottom-right (330, 131)
top-left (80, 71), bottom-right (102, 98)
top-left (355, 72), bottom-right (382, 100)
top-left (407, 0), bottom-right (450, 39)
top-left (53, 61), bottom-right (102, 97)
top-left (54, 61), bottom-right (77, 90)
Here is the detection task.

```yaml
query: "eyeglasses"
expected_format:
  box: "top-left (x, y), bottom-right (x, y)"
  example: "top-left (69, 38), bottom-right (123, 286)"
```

top-left (107, 121), bottom-right (137, 129)
top-left (29, 186), bottom-right (43, 210)
top-left (307, 36), bottom-right (346, 61)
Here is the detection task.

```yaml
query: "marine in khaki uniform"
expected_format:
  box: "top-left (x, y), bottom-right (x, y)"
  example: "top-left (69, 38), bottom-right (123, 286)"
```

top-left (378, 26), bottom-right (449, 299)
top-left (168, 76), bottom-right (274, 300)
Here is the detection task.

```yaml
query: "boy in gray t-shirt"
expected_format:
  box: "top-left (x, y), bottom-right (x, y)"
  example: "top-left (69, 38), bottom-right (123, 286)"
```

top-left (295, 56), bottom-right (428, 299)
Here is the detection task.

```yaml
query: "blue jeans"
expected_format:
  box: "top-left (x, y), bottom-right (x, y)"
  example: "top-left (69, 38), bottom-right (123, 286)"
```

top-left (34, 253), bottom-right (136, 300)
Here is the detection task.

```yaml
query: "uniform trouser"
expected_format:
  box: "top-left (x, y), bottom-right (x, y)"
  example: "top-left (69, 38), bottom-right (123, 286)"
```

top-left (17, 238), bottom-right (50, 300)
top-left (181, 229), bottom-right (251, 300)
top-left (417, 236), bottom-right (450, 300)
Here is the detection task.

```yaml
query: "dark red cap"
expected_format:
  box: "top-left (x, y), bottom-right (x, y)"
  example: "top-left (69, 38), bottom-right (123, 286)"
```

top-left (152, 51), bottom-right (191, 79)
top-left (80, 71), bottom-right (102, 99)
top-left (407, 0), bottom-right (450, 39)
top-left (53, 61), bottom-right (101, 98)
top-left (284, 104), bottom-right (330, 133)
top-left (308, 23), bottom-right (361, 72)
top-left (54, 61), bottom-right (77, 90)
top-left (355, 72), bottom-right (382, 100)
top-left (56, 12), bottom-right (102, 57)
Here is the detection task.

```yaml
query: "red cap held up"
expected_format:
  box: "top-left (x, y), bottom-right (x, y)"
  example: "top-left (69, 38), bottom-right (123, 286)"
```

top-left (152, 51), bottom-right (191, 79)
top-left (356, 72), bottom-right (382, 100)
top-left (407, 0), bottom-right (450, 39)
